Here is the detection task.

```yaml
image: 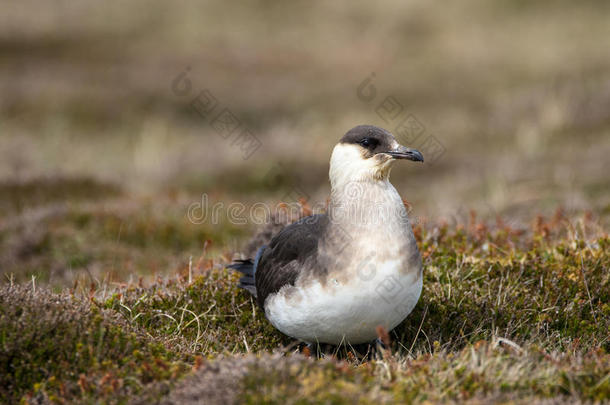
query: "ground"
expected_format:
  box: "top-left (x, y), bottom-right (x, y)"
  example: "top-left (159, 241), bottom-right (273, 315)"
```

top-left (1, 210), bottom-right (608, 404)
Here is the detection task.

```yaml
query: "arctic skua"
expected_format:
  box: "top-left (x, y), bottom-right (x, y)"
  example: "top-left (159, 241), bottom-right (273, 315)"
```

top-left (229, 125), bottom-right (424, 345)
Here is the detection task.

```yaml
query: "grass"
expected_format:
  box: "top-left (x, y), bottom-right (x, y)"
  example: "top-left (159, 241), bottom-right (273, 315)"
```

top-left (2, 212), bottom-right (608, 403)
top-left (0, 183), bottom-right (250, 287)
top-left (237, 344), bottom-right (609, 403)
top-left (0, 284), bottom-right (191, 404)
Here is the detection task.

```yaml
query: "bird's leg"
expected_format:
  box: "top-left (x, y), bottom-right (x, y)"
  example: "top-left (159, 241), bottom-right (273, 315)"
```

top-left (356, 338), bottom-right (387, 360)
top-left (374, 337), bottom-right (387, 350)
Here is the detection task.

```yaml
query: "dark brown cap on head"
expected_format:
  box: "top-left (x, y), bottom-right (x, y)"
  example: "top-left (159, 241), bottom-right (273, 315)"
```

top-left (339, 125), bottom-right (396, 155)
top-left (339, 125), bottom-right (424, 162)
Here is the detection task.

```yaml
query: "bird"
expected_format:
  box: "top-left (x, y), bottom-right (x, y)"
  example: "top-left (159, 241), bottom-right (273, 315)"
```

top-left (229, 125), bottom-right (424, 345)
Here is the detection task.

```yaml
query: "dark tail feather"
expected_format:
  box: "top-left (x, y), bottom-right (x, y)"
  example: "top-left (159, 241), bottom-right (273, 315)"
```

top-left (228, 259), bottom-right (257, 297)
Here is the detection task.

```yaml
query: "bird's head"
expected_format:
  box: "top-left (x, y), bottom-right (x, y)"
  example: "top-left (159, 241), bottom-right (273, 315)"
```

top-left (329, 125), bottom-right (423, 187)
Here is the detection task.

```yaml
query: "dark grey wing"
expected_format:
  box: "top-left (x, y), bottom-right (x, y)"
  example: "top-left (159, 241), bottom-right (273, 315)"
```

top-left (255, 214), bottom-right (328, 308)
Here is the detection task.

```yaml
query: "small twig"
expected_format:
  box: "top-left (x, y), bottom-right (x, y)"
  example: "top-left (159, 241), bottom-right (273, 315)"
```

top-left (250, 297), bottom-right (256, 318)
top-left (408, 304), bottom-right (428, 357)
top-left (180, 306), bottom-right (202, 350)
top-left (493, 336), bottom-right (523, 354)
top-left (578, 242), bottom-right (597, 323)
top-left (6, 273), bottom-right (14, 288)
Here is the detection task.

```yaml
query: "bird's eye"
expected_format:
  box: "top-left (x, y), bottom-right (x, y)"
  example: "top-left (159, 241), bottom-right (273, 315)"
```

top-left (360, 138), bottom-right (372, 147)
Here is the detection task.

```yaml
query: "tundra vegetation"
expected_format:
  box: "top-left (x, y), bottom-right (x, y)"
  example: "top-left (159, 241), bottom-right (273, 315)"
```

top-left (1, 205), bottom-right (608, 403)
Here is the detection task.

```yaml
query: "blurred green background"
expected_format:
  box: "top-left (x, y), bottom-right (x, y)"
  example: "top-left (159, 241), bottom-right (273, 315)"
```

top-left (1, 0), bottom-right (609, 287)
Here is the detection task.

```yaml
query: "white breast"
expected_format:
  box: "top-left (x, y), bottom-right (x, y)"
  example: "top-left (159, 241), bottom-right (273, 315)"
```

top-left (264, 259), bottom-right (422, 344)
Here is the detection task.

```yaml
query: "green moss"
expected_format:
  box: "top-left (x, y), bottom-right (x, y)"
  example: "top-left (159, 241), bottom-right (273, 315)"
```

top-left (394, 224), bottom-right (609, 354)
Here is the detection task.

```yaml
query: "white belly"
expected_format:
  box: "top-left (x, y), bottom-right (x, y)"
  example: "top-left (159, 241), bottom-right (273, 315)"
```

top-left (264, 260), bottom-right (423, 344)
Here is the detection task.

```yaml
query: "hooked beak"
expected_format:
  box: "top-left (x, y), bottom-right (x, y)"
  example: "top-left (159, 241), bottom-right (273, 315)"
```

top-left (383, 145), bottom-right (424, 162)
